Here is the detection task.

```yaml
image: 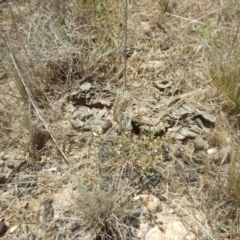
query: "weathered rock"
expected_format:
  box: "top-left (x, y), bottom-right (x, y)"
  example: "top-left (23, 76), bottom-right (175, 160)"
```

top-left (134, 195), bottom-right (196, 240)
top-left (187, 171), bottom-right (198, 185)
top-left (42, 201), bottom-right (54, 222)
top-left (2, 153), bottom-right (10, 160)
top-left (20, 234), bottom-right (29, 240)
top-left (80, 82), bottom-right (92, 91)
top-left (9, 225), bottom-right (18, 234)
top-left (0, 221), bottom-right (7, 236)
top-left (69, 82), bottom-right (115, 108)
top-left (0, 173), bottom-right (6, 184)
top-left (194, 137), bottom-right (209, 152)
top-left (69, 107), bottom-right (112, 133)
top-left (175, 126), bottom-right (201, 140)
top-left (169, 105), bottom-right (216, 127)
top-left (20, 233), bottom-right (36, 240)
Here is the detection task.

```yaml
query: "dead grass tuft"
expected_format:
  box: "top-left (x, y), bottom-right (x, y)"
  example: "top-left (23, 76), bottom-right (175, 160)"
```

top-left (73, 179), bottom-right (138, 240)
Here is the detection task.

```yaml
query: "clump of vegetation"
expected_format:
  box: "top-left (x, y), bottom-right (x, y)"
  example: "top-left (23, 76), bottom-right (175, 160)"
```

top-left (195, 2), bottom-right (240, 237)
top-left (73, 181), bottom-right (139, 240)
top-left (2, 0), bottom-right (124, 156)
top-left (6, 0), bottom-right (124, 101)
top-left (197, 8), bottom-right (240, 114)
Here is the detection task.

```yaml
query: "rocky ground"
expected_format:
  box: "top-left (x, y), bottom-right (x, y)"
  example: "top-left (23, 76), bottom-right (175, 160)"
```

top-left (0, 0), bottom-right (240, 239)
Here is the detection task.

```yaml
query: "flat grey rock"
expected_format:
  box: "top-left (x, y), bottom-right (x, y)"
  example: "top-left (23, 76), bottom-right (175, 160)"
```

top-left (69, 107), bottom-right (112, 133)
top-left (194, 137), bottom-right (209, 152)
top-left (175, 126), bottom-right (201, 140)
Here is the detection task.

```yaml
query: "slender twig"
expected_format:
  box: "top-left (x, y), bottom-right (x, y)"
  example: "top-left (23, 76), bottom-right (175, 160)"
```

top-left (124, 0), bottom-right (128, 91)
top-left (9, 51), bottom-right (69, 165)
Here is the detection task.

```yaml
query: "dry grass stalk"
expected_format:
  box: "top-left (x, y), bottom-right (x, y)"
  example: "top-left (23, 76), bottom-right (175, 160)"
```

top-left (9, 50), bottom-right (69, 165)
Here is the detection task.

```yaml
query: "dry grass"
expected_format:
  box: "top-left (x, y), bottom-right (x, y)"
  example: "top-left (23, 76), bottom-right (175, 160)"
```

top-left (73, 180), bottom-right (138, 240)
top-left (195, 1), bottom-right (240, 237)
top-left (1, 0), bottom-right (124, 156)
top-left (1, 0), bottom-right (240, 239)
top-left (196, 1), bottom-right (240, 114)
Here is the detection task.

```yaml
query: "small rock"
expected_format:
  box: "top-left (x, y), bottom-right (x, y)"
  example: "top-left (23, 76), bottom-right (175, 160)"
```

top-left (199, 112), bottom-right (216, 124)
top-left (98, 98), bottom-right (112, 107)
top-left (0, 160), bottom-right (4, 167)
top-left (194, 137), bottom-right (209, 152)
top-left (207, 148), bottom-right (218, 155)
top-left (187, 171), bottom-right (198, 185)
top-left (176, 126), bottom-right (200, 140)
top-left (20, 233), bottom-right (36, 240)
top-left (0, 152), bottom-right (5, 159)
top-left (20, 234), bottom-right (29, 240)
top-left (80, 82), bottom-right (92, 91)
top-left (0, 221), bottom-right (7, 236)
top-left (0, 174), bottom-right (6, 184)
top-left (148, 172), bottom-right (162, 187)
top-left (2, 153), bottom-right (10, 160)
top-left (9, 225), bottom-right (18, 233)
top-left (69, 119), bottom-right (84, 129)
top-left (42, 201), bottom-right (54, 222)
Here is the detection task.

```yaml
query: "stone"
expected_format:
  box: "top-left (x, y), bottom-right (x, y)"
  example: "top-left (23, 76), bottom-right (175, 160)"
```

top-left (176, 126), bottom-right (200, 140)
top-left (194, 137), bottom-right (209, 152)
top-left (187, 171), bottom-right (198, 185)
top-left (42, 201), bottom-right (54, 222)
top-left (9, 225), bottom-right (18, 234)
top-left (20, 234), bottom-right (29, 240)
top-left (0, 174), bottom-right (6, 184)
top-left (0, 160), bottom-right (4, 167)
top-left (80, 82), bottom-right (92, 91)
top-left (198, 111), bottom-right (216, 124)
top-left (2, 153), bottom-right (10, 160)
top-left (0, 221), bottom-right (7, 236)
top-left (207, 148), bottom-right (218, 155)
top-left (0, 152), bottom-right (5, 159)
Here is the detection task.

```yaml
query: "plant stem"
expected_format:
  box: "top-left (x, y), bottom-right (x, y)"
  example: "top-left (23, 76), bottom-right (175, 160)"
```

top-left (124, 0), bottom-right (128, 91)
